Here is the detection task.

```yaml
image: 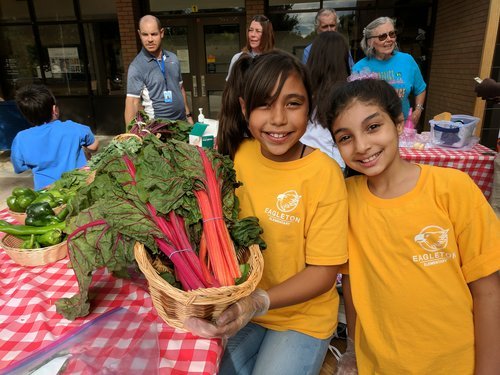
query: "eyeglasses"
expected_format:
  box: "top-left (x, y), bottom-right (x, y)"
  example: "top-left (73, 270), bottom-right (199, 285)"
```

top-left (368, 30), bottom-right (397, 41)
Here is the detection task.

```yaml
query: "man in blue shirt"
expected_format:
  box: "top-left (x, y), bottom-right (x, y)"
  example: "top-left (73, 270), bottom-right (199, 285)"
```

top-left (302, 8), bottom-right (354, 68)
top-left (124, 15), bottom-right (193, 125)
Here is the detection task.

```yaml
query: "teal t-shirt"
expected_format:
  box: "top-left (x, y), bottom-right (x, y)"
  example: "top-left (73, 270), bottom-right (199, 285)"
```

top-left (352, 51), bottom-right (426, 118)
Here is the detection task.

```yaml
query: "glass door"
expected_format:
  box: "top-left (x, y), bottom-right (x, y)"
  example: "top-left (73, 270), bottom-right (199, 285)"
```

top-left (162, 15), bottom-right (245, 120)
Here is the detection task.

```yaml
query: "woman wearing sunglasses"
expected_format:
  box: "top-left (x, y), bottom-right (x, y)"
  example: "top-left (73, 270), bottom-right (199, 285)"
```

top-left (352, 17), bottom-right (426, 126)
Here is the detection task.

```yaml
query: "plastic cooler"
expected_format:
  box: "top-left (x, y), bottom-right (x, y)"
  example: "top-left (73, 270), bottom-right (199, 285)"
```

top-left (429, 115), bottom-right (479, 148)
top-left (0, 100), bottom-right (31, 151)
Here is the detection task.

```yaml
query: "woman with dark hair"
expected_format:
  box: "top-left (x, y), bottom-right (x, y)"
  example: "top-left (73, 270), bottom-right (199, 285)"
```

top-left (300, 31), bottom-right (351, 169)
top-left (226, 15), bottom-right (275, 80)
top-left (319, 78), bottom-right (499, 374)
top-left (191, 50), bottom-right (348, 375)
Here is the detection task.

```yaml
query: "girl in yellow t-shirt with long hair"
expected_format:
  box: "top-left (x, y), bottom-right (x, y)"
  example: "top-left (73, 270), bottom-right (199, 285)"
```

top-left (185, 50), bottom-right (349, 375)
top-left (320, 78), bottom-right (500, 374)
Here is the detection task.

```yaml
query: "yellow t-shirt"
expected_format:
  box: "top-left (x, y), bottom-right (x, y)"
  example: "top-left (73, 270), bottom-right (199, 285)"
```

top-left (345, 164), bottom-right (500, 374)
top-left (234, 139), bottom-right (348, 339)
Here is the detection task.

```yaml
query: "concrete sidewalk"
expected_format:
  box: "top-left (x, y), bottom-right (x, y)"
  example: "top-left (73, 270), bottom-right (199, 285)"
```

top-left (0, 150), bottom-right (33, 209)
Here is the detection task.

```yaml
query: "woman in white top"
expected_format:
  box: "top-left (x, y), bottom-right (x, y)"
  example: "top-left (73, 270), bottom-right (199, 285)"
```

top-left (300, 31), bottom-right (351, 169)
top-left (226, 15), bottom-right (275, 80)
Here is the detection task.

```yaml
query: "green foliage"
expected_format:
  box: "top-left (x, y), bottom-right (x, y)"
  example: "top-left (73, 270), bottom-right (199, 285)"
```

top-left (56, 134), bottom-right (265, 320)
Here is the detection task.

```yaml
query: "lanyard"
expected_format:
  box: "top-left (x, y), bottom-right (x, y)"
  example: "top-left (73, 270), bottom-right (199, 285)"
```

top-left (155, 52), bottom-right (168, 88)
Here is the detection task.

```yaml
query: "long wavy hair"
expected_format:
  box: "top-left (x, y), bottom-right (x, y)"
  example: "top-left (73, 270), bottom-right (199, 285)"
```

top-left (307, 31), bottom-right (351, 124)
top-left (217, 50), bottom-right (312, 159)
top-left (242, 15), bottom-right (275, 53)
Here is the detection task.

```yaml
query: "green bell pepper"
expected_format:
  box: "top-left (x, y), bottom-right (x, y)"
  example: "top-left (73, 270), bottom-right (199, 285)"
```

top-left (26, 202), bottom-right (55, 219)
top-left (37, 229), bottom-right (64, 247)
top-left (25, 215), bottom-right (61, 227)
top-left (6, 195), bottom-right (23, 212)
top-left (12, 187), bottom-right (37, 198)
top-left (17, 195), bottom-right (37, 211)
top-left (24, 202), bottom-right (60, 226)
top-left (31, 192), bottom-right (58, 208)
top-left (46, 189), bottom-right (66, 205)
top-left (7, 187), bottom-right (38, 212)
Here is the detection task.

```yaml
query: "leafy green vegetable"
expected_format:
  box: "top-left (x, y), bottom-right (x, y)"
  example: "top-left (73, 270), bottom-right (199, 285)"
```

top-left (87, 135), bottom-right (143, 170)
top-left (56, 134), bottom-right (266, 320)
top-left (53, 169), bottom-right (91, 190)
top-left (56, 205), bottom-right (136, 320)
top-left (231, 216), bottom-right (267, 251)
top-left (127, 111), bottom-right (192, 143)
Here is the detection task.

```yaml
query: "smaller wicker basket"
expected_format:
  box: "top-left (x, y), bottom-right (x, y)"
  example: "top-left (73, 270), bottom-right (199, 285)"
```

top-left (113, 133), bottom-right (143, 142)
top-left (7, 204), bottom-right (66, 225)
top-left (7, 210), bottom-right (26, 224)
top-left (134, 242), bottom-right (264, 330)
top-left (1, 234), bottom-right (68, 267)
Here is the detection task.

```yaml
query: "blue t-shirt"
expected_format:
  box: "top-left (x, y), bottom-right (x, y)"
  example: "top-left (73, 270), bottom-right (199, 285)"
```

top-left (352, 51), bottom-right (426, 118)
top-left (126, 48), bottom-right (185, 120)
top-left (11, 119), bottom-right (95, 190)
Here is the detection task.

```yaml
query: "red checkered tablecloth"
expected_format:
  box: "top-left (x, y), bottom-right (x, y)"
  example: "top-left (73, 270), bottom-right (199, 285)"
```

top-left (400, 143), bottom-right (496, 199)
top-left (0, 209), bottom-right (223, 374)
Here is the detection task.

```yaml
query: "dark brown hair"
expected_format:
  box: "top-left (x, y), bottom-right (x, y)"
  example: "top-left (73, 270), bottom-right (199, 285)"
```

top-left (15, 84), bottom-right (56, 125)
top-left (217, 50), bottom-right (312, 159)
top-left (318, 78), bottom-right (402, 177)
top-left (307, 31), bottom-right (351, 124)
top-left (243, 15), bottom-right (275, 53)
top-left (319, 78), bottom-right (402, 133)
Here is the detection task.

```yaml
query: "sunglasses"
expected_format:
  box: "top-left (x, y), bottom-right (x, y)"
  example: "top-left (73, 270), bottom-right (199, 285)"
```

top-left (369, 30), bottom-right (397, 41)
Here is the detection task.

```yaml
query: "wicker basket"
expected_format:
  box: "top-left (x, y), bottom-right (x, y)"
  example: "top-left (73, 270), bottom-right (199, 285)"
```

top-left (113, 133), bottom-right (143, 142)
top-left (7, 210), bottom-right (26, 224)
top-left (8, 204), bottom-right (66, 225)
top-left (1, 234), bottom-right (68, 267)
top-left (134, 242), bottom-right (264, 330)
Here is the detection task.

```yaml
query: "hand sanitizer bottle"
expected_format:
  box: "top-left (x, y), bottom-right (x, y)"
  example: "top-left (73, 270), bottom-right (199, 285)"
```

top-left (198, 108), bottom-right (205, 124)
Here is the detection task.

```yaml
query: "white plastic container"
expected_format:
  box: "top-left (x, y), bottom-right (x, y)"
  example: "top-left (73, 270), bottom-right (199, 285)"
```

top-left (429, 115), bottom-right (479, 148)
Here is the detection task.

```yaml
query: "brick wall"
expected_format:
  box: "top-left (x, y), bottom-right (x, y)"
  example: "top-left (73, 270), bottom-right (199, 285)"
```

top-left (245, 0), bottom-right (266, 27)
top-left (425, 0), bottom-right (489, 127)
top-left (116, 0), bottom-right (141, 81)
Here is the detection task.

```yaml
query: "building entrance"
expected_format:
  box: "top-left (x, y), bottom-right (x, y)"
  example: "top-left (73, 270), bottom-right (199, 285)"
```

top-left (163, 15), bottom-right (245, 120)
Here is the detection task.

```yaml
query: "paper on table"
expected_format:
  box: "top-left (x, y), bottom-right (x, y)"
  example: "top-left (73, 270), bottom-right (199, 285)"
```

top-left (30, 355), bottom-right (71, 375)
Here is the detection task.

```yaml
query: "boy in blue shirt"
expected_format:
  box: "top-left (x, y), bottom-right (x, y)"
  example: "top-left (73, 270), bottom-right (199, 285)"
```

top-left (11, 84), bottom-right (99, 190)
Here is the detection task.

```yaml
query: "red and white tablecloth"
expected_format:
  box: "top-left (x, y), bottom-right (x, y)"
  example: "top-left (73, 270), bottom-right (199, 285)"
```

top-left (0, 209), bottom-right (223, 374)
top-left (400, 143), bottom-right (497, 199)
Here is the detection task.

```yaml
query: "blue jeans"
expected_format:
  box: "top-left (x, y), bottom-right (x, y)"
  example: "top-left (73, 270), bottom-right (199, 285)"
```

top-left (218, 322), bottom-right (331, 375)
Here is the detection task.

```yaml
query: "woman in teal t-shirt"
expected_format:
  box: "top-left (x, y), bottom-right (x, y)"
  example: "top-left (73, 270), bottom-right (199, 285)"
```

top-left (352, 16), bottom-right (426, 125)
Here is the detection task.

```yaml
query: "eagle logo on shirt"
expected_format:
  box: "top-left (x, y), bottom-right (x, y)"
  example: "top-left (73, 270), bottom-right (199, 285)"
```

top-left (276, 190), bottom-right (301, 212)
top-left (414, 225), bottom-right (449, 252)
